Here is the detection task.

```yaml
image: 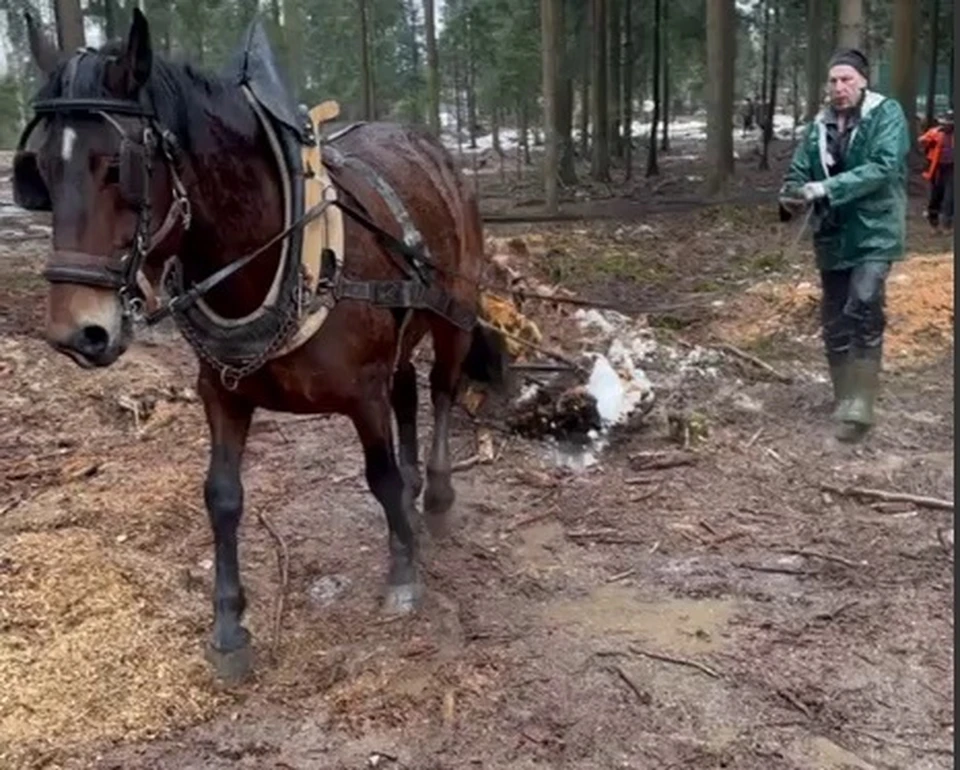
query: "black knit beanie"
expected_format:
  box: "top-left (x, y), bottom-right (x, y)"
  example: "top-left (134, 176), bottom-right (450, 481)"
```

top-left (828, 48), bottom-right (870, 79)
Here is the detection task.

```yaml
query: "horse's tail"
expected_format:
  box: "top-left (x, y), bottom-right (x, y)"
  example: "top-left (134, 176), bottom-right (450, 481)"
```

top-left (463, 322), bottom-right (508, 391)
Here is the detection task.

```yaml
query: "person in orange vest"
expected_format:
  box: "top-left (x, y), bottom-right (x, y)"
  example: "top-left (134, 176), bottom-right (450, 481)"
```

top-left (919, 110), bottom-right (954, 229)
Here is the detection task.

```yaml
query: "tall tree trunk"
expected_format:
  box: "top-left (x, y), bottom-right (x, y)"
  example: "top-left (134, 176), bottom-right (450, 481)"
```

top-left (359, 0), bottom-right (374, 120)
top-left (706, 0), bottom-right (736, 194)
top-left (792, 37), bottom-right (801, 141)
top-left (283, 0), bottom-right (305, 102)
top-left (591, 0), bottom-right (610, 181)
top-left (646, 0), bottom-right (660, 176)
top-left (54, 0), bottom-right (85, 51)
top-left (950, 46), bottom-right (955, 110)
top-left (760, 0), bottom-right (781, 170)
top-left (467, 7), bottom-right (478, 149)
top-left (660, 0), bottom-right (670, 152)
top-left (925, 0), bottom-right (941, 130)
top-left (558, 0), bottom-right (577, 185)
top-left (542, 0), bottom-right (561, 213)
top-left (891, 0), bottom-right (919, 144)
top-left (520, 102), bottom-right (531, 166)
top-left (837, 0), bottom-right (863, 49)
top-left (579, 0), bottom-right (591, 159)
top-left (760, 0), bottom-right (770, 135)
top-left (623, 0), bottom-right (634, 179)
top-left (424, 0), bottom-right (441, 135)
top-left (609, 0), bottom-right (622, 158)
top-left (453, 44), bottom-right (464, 155)
top-left (805, 0), bottom-right (823, 120)
top-left (104, 0), bottom-right (118, 40)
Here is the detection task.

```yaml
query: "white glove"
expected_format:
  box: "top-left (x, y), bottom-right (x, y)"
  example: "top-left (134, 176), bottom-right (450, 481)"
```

top-left (801, 181), bottom-right (827, 202)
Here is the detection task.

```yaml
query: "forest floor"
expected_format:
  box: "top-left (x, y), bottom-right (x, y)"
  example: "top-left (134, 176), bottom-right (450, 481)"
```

top-left (0, 135), bottom-right (954, 770)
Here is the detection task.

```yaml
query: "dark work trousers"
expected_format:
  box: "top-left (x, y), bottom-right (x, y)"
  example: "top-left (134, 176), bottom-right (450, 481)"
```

top-left (820, 262), bottom-right (891, 361)
top-left (928, 165), bottom-right (955, 226)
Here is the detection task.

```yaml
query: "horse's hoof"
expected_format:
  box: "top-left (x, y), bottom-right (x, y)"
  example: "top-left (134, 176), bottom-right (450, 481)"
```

top-left (425, 509), bottom-right (453, 539)
top-left (424, 471), bottom-right (455, 517)
top-left (383, 581), bottom-right (422, 615)
top-left (205, 638), bottom-right (253, 684)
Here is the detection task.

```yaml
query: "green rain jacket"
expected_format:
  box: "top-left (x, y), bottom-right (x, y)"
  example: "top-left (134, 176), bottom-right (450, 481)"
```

top-left (781, 90), bottom-right (910, 272)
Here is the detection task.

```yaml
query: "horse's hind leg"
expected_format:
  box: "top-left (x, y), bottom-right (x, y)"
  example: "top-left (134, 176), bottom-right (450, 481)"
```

top-left (390, 312), bottom-right (427, 499)
top-left (352, 377), bottom-right (421, 613)
top-left (391, 359), bottom-right (423, 498)
top-left (424, 323), bottom-right (471, 534)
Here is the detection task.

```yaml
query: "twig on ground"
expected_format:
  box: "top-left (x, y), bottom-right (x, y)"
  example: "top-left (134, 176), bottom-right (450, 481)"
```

top-left (604, 665), bottom-right (651, 704)
top-left (745, 428), bottom-right (764, 448)
top-left (735, 562), bottom-right (813, 576)
top-left (629, 451), bottom-right (697, 471)
top-left (776, 689), bottom-right (814, 719)
top-left (782, 548), bottom-right (867, 569)
top-left (256, 510), bottom-right (290, 660)
top-left (820, 483), bottom-right (953, 511)
top-left (568, 530), bottom-right (646, 546)
top-left (849, 727), bottom-right (954, 757)
top-left (452, 455), bottom-right (482, 473)
top-left (718, 343), bottom-right (792, 383)
top-left (765, 447), bottom-right (790, 467)
top-left (606, 567), bottom-right (637, 583)
top-left (629, 646), bottom-right (721, 679)
top-left (503, 507), bottom-right (557, 533)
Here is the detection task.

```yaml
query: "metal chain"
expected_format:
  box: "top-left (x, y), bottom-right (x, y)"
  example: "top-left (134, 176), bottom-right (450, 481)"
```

top-left (165, 262), bottom-right (308, 390)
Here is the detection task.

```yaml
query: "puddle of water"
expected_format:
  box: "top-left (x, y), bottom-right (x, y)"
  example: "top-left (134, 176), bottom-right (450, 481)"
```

top-left (543, 584), bottom-right (736, 654)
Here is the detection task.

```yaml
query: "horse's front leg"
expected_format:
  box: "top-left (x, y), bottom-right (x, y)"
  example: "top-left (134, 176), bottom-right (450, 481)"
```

top-left (198, 373), bottom-right (255, 682)
top-left (351, 375), bottom-right (422, 614)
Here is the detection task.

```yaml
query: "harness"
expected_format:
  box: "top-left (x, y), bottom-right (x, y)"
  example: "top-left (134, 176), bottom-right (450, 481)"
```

top-left (14, 48), bottom-right (476, 389)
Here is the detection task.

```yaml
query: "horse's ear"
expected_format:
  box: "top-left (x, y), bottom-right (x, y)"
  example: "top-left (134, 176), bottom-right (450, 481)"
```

top-left (121, 8), bottom-right (152, 91)
top-left (25, 10), bottom-right (59, 75)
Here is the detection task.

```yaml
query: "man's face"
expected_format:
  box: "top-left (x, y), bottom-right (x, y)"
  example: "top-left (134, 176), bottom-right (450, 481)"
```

top-left (827, 64), bottom-right (867, 110)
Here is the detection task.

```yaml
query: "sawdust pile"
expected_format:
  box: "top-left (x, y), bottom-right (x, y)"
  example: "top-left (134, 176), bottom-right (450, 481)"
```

top-left (0, 530), bottom-right (222, 767)
top-left (714, 253), bottom-right (954, 367)
top-left (0, 336), bottom-right (228, 767)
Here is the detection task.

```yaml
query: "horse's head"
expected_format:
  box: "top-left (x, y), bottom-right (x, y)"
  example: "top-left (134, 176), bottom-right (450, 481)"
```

top-left (18, 9), bottom-right (185, 368)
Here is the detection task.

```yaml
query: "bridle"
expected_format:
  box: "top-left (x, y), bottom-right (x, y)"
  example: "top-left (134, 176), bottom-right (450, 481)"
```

top-left (16, 50), bottom-right (191, 320)
top-left (27, 98), bottom-right (190, 319)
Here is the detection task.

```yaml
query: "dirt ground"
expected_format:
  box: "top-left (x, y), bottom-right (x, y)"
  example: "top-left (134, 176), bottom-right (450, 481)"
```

top-left (0, 141), bottom-right (954, 770)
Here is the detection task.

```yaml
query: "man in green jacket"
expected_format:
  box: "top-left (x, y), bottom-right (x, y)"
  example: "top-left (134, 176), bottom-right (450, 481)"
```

top-left (779, 48), bottom-right (910, 443)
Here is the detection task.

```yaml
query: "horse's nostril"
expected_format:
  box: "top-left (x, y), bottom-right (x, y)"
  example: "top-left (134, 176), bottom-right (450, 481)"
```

top-left (78, 324), bottom-right (110, 356)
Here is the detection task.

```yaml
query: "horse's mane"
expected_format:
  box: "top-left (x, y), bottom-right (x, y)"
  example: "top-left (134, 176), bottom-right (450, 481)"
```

top-left (35, 41), bottom-right (259, 152)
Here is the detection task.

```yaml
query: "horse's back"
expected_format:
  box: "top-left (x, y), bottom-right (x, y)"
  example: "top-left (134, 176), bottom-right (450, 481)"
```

top-left (327, 122), bottom-right (482, 287)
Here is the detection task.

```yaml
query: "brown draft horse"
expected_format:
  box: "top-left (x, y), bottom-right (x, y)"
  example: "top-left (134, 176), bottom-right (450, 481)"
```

top-left (19, 10), bottom-right (505, 680)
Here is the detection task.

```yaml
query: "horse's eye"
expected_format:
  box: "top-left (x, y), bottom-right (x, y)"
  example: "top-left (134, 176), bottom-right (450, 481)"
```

top-left (104, 161), bottom-right (120, 185)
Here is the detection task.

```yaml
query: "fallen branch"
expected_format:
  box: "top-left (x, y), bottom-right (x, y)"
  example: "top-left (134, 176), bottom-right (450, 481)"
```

top-left (256, 511), bottom-right (289, 660)
top-left (735, 562), bottom-right (813, 577)
top-left (604, 665), bottom-right (651, 704)
top-left (849, 727), bottom-right (954, 757)
top-left (718, 343), bottom-right (792, 383)
top-left (606, 567), bottom-right (637, 583)
top-left (782, 548), bottom-right (867, 569)
top-left (776, 689), bottom-right (814, 719)
top-left (503, 507), bottom-right (557, 533)
top-left (629, 451), bottom-right (697, 471)
top-left (629, 646), bottom-right (721, 679)
top-left (820, 483), bottom-right (953, 512)
top-left (478, 318), bottom-right (585, 373)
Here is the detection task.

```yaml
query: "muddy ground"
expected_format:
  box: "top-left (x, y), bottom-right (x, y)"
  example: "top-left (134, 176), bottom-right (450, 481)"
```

top-left (0, 139), bottom-right (954, 770)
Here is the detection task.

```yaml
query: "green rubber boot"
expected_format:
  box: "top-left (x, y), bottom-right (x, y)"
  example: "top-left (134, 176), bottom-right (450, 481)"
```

top-left (827, 354), bottom-right (853, 420)
top-left (835, 350), bottom-right (881, 443)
